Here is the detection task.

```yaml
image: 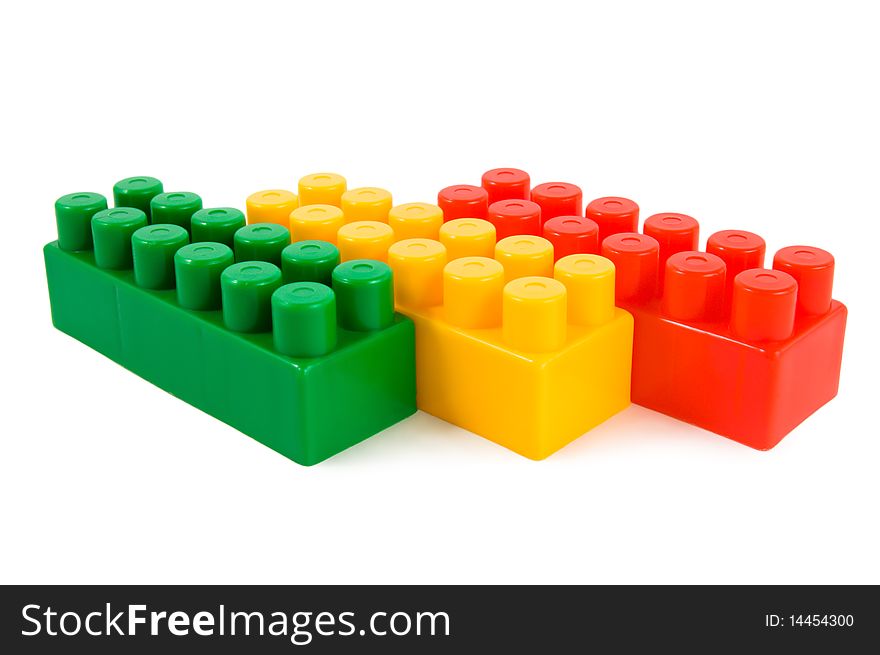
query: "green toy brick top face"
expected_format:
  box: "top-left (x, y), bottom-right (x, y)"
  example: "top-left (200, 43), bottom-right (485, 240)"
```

top-left (191, 208), bottom-right (246, 246)
top-left (113, 177), bottom-right (164, 219)
top-left (150, 192), bottom-right (203, 232)
top-left (114, 176), bottom-right (163, 194)
top-left (176, 241), bottom-right (234, 266)
top-left (281, 240), bottom-right (340, 286)
top-left (54, 192), bottom-right (108, 251)
top-left (56, 192), bottom-right (106, 211)
top-left (332, 260), bottom-right (394, 332)
top-left (234, 223), bottom-right (291, 266)
top-left (46, 178), bottom-right (417, 465)
top-left (94, 207), bottom-right (148, 227)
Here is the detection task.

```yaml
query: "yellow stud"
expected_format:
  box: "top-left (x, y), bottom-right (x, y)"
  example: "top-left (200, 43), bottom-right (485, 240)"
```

top-left (495, 235), bottom-right (554, 281)
top-left (388, 239), bottom-right (446, 308)
top-left (341, 187), bottom-right (393, 223)
top-left (502, 277), bottom-right (567, 352)
top-left (246, 190), bottom-right (299, 228)
top-left (443, 257), bottom-right (504, 329)
top-left (438, 218), bottom-right (496, 261)
top-left (388, 203), bottom-right (444, 240)
top-left (337, 220), bottom-right (395, 262)
top-left (554, 254), bottom-right (616, 326)
top-left (298, 173), bottom-right (347, 207)
top-left (289, 204), bottom-right (346, 244)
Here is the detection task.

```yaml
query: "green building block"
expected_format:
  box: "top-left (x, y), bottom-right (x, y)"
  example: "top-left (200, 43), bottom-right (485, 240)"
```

top-left (44, 182), bottom-right (416, 466)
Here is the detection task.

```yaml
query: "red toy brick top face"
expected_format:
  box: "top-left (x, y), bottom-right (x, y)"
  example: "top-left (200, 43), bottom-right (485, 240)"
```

top-left (542, 216), bottom-right (600, 261)
top-left (601, 217), bottom-right (840, 347)
top-left (587, 196), bottom-right (639, 218)
top-left (489, 199), bottom-right (541, 219)
top-left (530, 182), bottom-right (583, 224)
top-left (481, 168), bottom-right (530, 203)
top-left (644, 213), bottom-right (699, 246)
top-left (773, 246), bottom-right (834, 316)
top-left (437, 185), bottom-right (489, 221)
top-left (443, 185), bottom-right (484, 201)
top-left (586, 197), bottom-right (640, 243)
top-left (486, 199), bottom-right (542, 241)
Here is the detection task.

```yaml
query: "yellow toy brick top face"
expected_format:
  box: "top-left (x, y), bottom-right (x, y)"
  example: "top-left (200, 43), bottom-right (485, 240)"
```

top-left (495, 235), bottom-right (554, 280)
top-left (388, 237), bottom-right (633, 459)
top-left (388, 203), bottom-right (444, 240)
top-left (246, 190), bottom-right (299, 228)
top-left (297, 173), bottom-right (347, 207)
top-left (438, 219), bottom-right (496, 259)
top-left (338, 221), bottom-right (394, 262)
top-left (289, 204), bottom-right (345, 244)
top-left (389, 238), bottom-right (623, 357)
top-left (340, 187), bottom-right (393, 223)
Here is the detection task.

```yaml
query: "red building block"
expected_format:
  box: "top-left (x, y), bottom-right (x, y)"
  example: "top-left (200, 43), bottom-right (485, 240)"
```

top-left (542, 216), bottom-right (599, 261)
top-left (438, 184), bottom-right (489, 221)
top-left (487, 199), bottom-right (542, 240)
top-left (601, 226), bottom-right (846, 450)
top-left (531, 182), bottom-right (582, 224)
top-left (481, 168), bottom-right (530, 204)
top-left (586, 197), bottom-right (640, 244)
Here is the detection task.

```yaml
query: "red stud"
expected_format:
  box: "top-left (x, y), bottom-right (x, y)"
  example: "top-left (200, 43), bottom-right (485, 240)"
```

top-left (586, 197), bottom-right (639, 244)
top-left (543, 216), bottom-right (599, 260)
top-left (486, 199), bottom-right (541, 240)
top-left (438, 185), bottom-right (489, 221)
top-left (531, 182), bottom-right (582, 224)
top-left (481, 168), bottom-right (530, 204)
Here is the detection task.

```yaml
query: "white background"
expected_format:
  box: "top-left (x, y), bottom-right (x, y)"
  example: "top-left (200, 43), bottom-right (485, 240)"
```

top-left (1, 0), bottom-right (878, 584)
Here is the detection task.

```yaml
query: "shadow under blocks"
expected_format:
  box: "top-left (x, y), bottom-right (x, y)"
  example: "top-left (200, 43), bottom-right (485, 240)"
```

top-left (599, 215), bottom-right (846, 450)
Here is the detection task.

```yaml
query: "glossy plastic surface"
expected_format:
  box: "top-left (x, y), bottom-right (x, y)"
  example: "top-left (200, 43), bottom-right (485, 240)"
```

top-left (586, 197), bottom-right (639, 243)
top-left (246, 190), bottom-right (299, 228)
top-left (388, 239), bottom-right (633, 460)
top-left (531, 182), bottom-right (582, 224)
top-left (601, 223), bottom-right (847, 450)
top-left (113, 176), bottom-right (163, 220)
top-left (191, 208), bottom-right (246, 247)
top-left (437, 184), bottom-right (489, 221)
top-left (487, 199), bottom-right (542, 240)
top-left (298, 173), bottom-right (347, 207)
top-left (481, 168), bottom-right (530, 204)
top-left (542, 215), bottom-right (599, 260)
top-left (341, 187), bottom-right (392, 223)
top-left (46, 190), bottom-right (416, 466)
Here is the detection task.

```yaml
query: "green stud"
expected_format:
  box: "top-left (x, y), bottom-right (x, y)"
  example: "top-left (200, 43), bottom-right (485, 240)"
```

top-left (234, 223), bottom-right (291, 266)
top-left (132, 224), bottom-right (189, 290)
top-left (332, 259), bottom-right (394, 331)
top-left (281, 240), bottom-right (340, 286)
top-left (191, 207), bottom-right (246, 247)
top-left (113, 177), bottom-right (163, 220)
top-left (92, 207), bottom-right (148, 270)
top-left (55, 192), bottom-right (107, 251)
top-left (175, 242), bottom-right (235, 310)
top-left (221, 261), bottom-right (282, 332)
top-left (151, 192), bottom-right (203, 233)
top-left (272, 282), bottom-right (337, 358)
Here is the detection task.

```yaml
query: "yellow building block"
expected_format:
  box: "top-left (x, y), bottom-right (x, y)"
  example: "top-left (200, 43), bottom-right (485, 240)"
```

top-left (388, 240), bottom-right (633, 460)
top-left (340, 187), bottom-right (393, 223)
top-left (298, 172), bottom-right (347, 207)
top-left (246, 190), bottom-right (299, 228)
top-left (388, 202), bottom-right (444, 240)
top-left (290, 204), bottom-right (346, 244)
top-left (338, 221), bottom-right (395, 262)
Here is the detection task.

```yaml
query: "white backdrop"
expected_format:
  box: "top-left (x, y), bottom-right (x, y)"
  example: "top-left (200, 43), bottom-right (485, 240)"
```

top-left (2, 0), bottom-right (878, 584)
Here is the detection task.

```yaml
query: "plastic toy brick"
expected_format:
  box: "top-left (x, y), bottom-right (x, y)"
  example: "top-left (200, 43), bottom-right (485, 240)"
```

top-left (46, 182), bottom-right (416, 465)
top-left (600, 222), bottom-right (846, 450)
top-left (387, 237), bottom-right (633, 460)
